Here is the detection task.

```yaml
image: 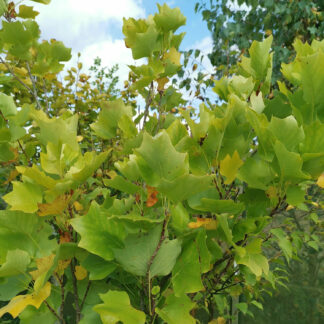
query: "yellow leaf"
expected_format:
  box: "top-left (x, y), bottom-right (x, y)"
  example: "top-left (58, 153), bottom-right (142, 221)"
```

top-left (30, 254), bottom-right (55, 291)
top-left (316, 173), bottom-right (324, 188)
top-left (286, 205), bottom-right (294, 211)
top-left (56, 259), bottom-right (71, 276)
top-left (73, 201), bottom-right (83, 211)
top-left (157, 77), bottom-right (169, 91)
top-left (30, 254), bottom-right (55, 281)
top-left (188, 217), bottom-right (218, 230)
top-left (75, 265), bottom-right (87, 280)
top-left (38, 195), bottom-right (71, 216)
top-left (77, 135), bottom-right (83, 142)
top-left (0, 282), bottom-right (51, 318)
top-left (164, 47), bottom-right (181, 65)
top-left (220, 150), bottom-right (243, 184)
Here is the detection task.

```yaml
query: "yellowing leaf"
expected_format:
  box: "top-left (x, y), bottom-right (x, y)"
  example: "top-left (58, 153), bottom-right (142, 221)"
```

top-left (317, 173), bottom-right (324, 188)
top-left (188, 217), bottom-right (218, 230)
top-left (0, 282), bottom-right (51, 318)
top-left (73, 201), bottom-right (83, 211)
top-left (164, 47), bottom-right (181, 65)
top-left (220, 151), bottom-right (243, 184)
top-left (157, 77), bottom-right (169, 91)
top-left (75, 265), bottom-right (87, 280)
top-left (286, 205), bottom-right (294, 211)
top-left (38, 195), bottom-right (71, 216)
top-left (56, 259), bottom-right (71, 276)
top-left (30, 254), bottom-right (55, 291)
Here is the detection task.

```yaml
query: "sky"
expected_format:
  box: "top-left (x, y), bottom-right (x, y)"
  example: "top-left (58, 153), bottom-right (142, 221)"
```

top-left (31, 0), bottom-right (214, 83)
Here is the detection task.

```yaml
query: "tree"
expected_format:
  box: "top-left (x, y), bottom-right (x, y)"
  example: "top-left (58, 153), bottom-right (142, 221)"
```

top-left (0, 1), bottom-right (323, 323)
top-left (196, 0), bottom-right (324, 80)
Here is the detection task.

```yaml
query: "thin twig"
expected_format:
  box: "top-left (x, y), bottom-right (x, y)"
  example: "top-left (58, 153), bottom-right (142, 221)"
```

top-left (146, 212), bottom-right (169, 317)
top-left (42, 78), bottom-right (50, 113)
top-left (18, 140), bottom-right (32, 167)
top-left (142, 82), bottom-right (154, 128)
top-left (0, 57), bottom-right (34, 95)
top-left (70, 259), bottom-right (81, 323)
top-left (80, 280), bottom-right (91, 310)
top-left (26, 61), bottom-right (41, 109)
top-left (44, 300), bottom-right (62, 322)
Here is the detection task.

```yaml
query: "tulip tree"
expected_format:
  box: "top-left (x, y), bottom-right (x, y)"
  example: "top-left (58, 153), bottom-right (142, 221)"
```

top-left (0, 1), bottom-right (323, 324)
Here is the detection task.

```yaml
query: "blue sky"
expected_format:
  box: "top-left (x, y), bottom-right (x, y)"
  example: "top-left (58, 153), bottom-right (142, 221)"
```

top-left (31, 0), bottom-right (213, 81)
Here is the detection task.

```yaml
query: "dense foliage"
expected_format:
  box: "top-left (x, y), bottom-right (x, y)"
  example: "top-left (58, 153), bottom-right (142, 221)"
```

top-left (0, 1), bottom-right (323, 323)
top-left (196, 0), bottom-right (324, 80)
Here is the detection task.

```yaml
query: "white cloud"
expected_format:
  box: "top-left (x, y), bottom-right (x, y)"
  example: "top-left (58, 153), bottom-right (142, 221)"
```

top-left (30, 0), bottom-right (146, 84)
top-left (78, 38), bottom-right (143, 86)
top-left (31, 0), bottom-right (145, 50)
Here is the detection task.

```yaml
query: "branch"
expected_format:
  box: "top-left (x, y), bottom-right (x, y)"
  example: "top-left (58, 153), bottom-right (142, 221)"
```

top-left (80, 280), bottom-right (91, 310)
top-left (0, 57), bottom-right (34, 95)
top-left (146, 212), bottom-right (169, 317)
top-left (26, 61), bottom-right (41, 109)
top-left (44, 300), bottom-right (63, 323)
top-left (142, 82), bottom-right (154, 128)
top-left (70, 258), bottom-right (81, 323)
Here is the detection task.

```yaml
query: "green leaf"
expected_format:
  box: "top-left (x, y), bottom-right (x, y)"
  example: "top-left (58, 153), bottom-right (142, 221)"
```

top-left (91, 99), bottom-right (133, 139)
top-left (299, 51), bottom-right (324, 121)
top-left (170, 203), bottom-right (190, 234)
top-left (130, 24), bottom-right (160, 59)
top-left (0, 210), bottom-right (57, 259)
top-left (156, 294), bottom-right (195, 324)
top-left (0, 93), bottom-right (17, 118)
top-left (238, 156), bottom-right (275, 190)
top-left (113, 225), bottom-right (181, 277)
top-left (157, 174), bottom-right (211, 202)
top-left (271, 228), bottom-right (293, 261)
top-left (274, 141), bottom-right (309, 181)
top-left (3, 181), bottom-right (43, 213)
top-left (33, 40), bottom-right (72, 75)
top-left (217, 214), bottom-right (233, 244)
top-left (154, 3), bottom-right (186, 32)
top-left (81, 254), bottom-right (117, 281)
top-left (0, 275), bottom-right (31, 301)
top-left (198, 198), bottom-right (244, 215)
top-left (172, 240), bottom-right (204, 296)
top-left (268, 116), bottom-right (304, 151)
top-left (93, 290), bottom-right (145, 324)
top-left (286, 185), bottom-right (305, 206)
top-left (249, 35), bottom-right (273, 81)
top-left (236, 252), bottom-right (269, 277)
top-left (71, 202), bottom-right (126, 261)
top-left (1, 21), bottom-right (40, 59)
top-left (31, 110), bottom-right (79, 151)
top-left (103, 175), bottom-right (139, 195)
top-left (17, 5), bottom-right (39, 19)
top-left (135, 130), bottom-right (188, 184)
top-left (0, 250), bottom-right (30, 278)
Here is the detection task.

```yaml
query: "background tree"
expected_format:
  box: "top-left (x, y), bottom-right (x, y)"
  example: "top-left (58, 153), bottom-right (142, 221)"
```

top-left (196, 0), bottom-right (324, 80)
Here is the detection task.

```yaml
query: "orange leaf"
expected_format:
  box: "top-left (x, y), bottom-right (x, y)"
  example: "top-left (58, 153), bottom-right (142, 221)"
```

top-left (146, 186), bottom-right (158, 207)
top-left (188, 217), bottom-right (218, 230)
